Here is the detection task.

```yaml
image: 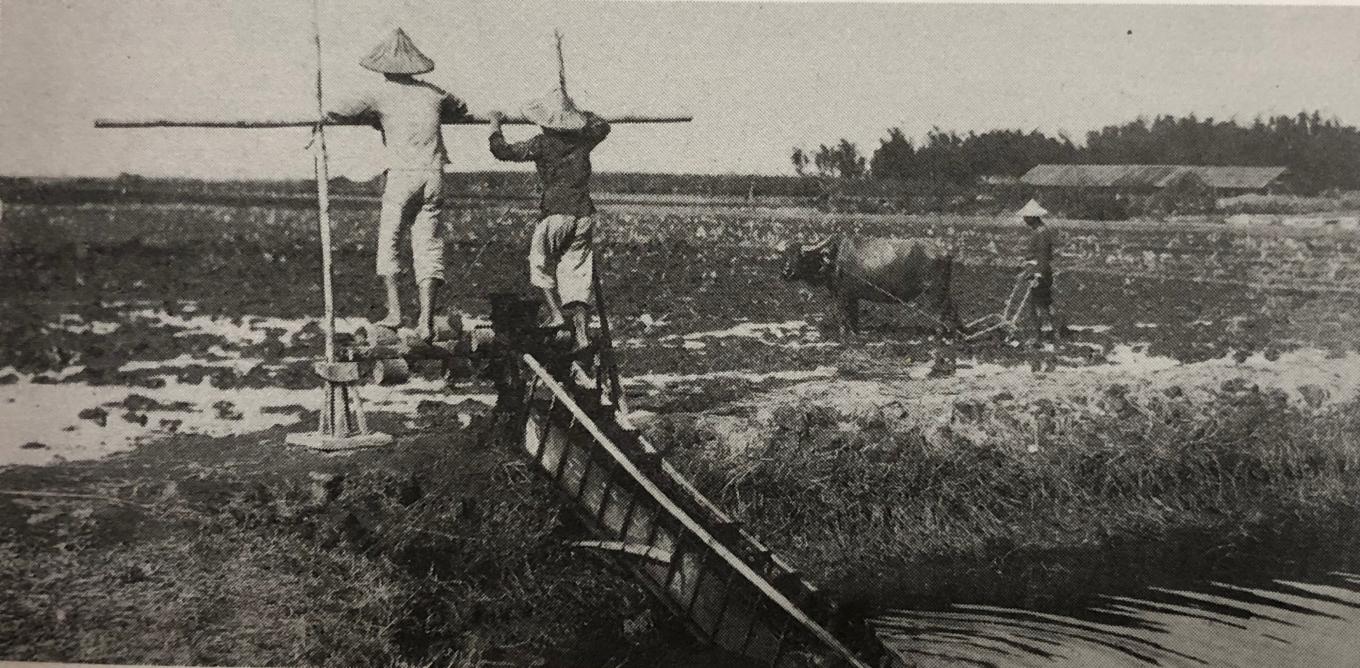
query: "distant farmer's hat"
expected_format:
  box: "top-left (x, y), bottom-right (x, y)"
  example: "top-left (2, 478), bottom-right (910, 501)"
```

top-left (360, 28), bottom-right (434, 75)
top-left (1016, 199), bottom-right (1049, 218)
top-left (523, 87), bottom-right (589, 131)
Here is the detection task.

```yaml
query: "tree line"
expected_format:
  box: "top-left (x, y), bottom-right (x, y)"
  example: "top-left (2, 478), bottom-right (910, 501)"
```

top-left (795, 112), bottom-right (1360, 193)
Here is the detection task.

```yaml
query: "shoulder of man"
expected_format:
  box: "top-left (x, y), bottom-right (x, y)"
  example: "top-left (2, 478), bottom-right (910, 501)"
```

top-left (415, 80), bottom-right (458, 100)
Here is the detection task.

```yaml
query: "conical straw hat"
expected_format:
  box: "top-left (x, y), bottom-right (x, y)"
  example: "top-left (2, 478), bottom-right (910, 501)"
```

top-left (1016, 199), bottom-right (1049, 218)
top-left (522, 87), bottom-right (588, 131)
top-left (360, 28), bottom-right (434, 75)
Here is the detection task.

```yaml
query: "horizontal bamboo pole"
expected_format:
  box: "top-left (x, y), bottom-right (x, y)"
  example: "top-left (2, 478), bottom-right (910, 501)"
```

top-left (94, 113), bottom-right (691, 129)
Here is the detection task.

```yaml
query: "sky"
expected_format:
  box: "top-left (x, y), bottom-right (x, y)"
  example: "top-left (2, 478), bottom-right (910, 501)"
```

top-left (2, 0), bottom-right (1360, 179)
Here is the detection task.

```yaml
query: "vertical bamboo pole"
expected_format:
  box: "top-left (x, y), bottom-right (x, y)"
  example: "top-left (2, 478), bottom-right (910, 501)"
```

top-left (555, 30), bottom-right (567, 96)
top-left (312, 0), bottom-right (336, 363)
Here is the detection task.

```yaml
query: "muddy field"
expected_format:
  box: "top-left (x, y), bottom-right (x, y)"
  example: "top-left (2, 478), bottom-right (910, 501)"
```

top-left (3, 199), bottom-right (1360, 665)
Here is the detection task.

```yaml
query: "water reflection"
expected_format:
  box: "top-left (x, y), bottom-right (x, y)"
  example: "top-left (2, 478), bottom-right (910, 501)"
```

top-left (872, 574), bottom-right (1360, 667)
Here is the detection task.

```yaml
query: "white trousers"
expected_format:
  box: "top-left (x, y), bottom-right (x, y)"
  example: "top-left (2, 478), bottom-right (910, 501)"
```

top-left (530, 214), bottom-right (594, 307)
top-left (377, 169), bottom-right (445, 283)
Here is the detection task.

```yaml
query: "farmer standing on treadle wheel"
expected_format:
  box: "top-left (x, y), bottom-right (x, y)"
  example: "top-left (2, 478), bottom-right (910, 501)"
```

top-left (325, 28), bottom-right (468, 341)
top-left (485, 37), bottom-right (610, 361)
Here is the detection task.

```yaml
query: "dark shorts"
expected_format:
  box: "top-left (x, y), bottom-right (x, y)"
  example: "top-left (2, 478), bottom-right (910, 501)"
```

top-left (1030, 274), bottom-right (1054, 308)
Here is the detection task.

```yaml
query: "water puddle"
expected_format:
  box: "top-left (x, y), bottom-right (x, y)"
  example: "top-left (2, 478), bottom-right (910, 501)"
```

top-left (0, 368), bottom-right (495, 466)
top-left (625, 365), bottom-right (838, 389)
top-left (629, 318), bottom-right (837, 351)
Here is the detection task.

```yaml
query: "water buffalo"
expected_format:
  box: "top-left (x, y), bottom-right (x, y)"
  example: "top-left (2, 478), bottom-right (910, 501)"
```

top-left (781, 234), bottom-right (960, 335)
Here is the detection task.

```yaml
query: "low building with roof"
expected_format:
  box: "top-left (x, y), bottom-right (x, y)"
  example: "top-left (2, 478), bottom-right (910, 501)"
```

top-left (1020, 164), bottom-right (1288, 197)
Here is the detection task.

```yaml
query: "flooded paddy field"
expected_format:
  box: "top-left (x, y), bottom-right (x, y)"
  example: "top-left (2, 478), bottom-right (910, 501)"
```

top-left (3, 200), bottom-right (1360, 666)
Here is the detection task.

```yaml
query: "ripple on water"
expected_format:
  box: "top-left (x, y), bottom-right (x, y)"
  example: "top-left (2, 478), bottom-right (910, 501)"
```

top-left (872, 575), bottom-right (1360, 667)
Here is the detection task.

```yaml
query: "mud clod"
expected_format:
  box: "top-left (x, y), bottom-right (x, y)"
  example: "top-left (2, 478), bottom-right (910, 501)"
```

top-left (77, 406), bottom-right (108, 426)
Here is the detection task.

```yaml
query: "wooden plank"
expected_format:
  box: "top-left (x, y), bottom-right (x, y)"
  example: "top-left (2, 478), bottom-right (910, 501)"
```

top-left (594, 473), bottom-right (617, 529)
top-left (94, 113), bottom-right (692, 129)
top-left (572, 453), bottom-right (596, 504)
top-left (617, 489), bottom-right (641, 541)
top-left (637, 430), bottom-right (814, 591)
top-left (570, 539), bottom-right (672, 564)
top-left (685, 554), bottom-right (710, 618)
top-left (522, 354), bottom-right (867, 668)
top-left (707, 571), bottom-right (738, 639)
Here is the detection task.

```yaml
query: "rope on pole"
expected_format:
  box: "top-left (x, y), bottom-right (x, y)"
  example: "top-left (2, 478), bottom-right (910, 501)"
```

top-left (312, 0), bottom-right (336, 363)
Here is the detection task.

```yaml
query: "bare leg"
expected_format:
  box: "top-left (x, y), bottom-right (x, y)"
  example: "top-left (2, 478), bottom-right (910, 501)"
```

top-left (566, 303), bottom-right (592, 352)
top-left (1045, 305), bottom-right (1064, 340)
top-left (379, 275), bottom-right (402, 328)
top-left (541, 287), bottom-right (565, 328)
top-left (840, 297), bottom-right (860, 337)
top-left (563, 303), bottom-right (596, 389)
top-left (1027, 301), bottom-right (1043, 345)
top-left (414, 278), bottom-right (441, 342)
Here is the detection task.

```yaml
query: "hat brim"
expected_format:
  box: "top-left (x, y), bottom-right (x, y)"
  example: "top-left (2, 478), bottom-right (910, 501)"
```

top-left (360, 59), bottom-right (434, 75)
top-left (522, 106), bottom-right (587, 131)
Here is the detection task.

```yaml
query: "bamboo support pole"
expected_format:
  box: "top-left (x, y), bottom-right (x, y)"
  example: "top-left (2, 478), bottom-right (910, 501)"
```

top-left (311, 0), bottom-right (335, 363)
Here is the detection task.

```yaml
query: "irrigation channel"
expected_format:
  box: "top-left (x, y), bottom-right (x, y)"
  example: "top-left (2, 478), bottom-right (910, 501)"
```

top-left (871, 574), bottom-right (1360, 667)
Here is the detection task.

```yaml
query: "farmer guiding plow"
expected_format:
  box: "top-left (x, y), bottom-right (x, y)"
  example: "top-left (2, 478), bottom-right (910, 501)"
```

top-left (962, 199), bottom-right (1066, 344)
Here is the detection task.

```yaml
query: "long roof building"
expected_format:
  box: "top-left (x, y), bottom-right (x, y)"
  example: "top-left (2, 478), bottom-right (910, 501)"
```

top-left (1020, 164), bottom-right (1287, 191)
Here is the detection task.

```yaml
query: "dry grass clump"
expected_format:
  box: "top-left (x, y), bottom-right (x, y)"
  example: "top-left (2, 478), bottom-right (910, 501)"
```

top-left (0, 529), bottom-right (408, 665)
top-left (0, 436), bottom-right (653, 666)
top-left (671, 381), bottom-right (1360, 592)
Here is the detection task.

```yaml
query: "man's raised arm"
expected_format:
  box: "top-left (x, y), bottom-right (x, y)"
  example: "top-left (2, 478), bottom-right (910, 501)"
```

top-left (487, 111), bottom-right (540, 162)
top-left (440, 92), bottom-right (469, 124)
top-left (582, 112), bottom-right (611, 146)
top-left (323, 91), bottom-right (377, 126)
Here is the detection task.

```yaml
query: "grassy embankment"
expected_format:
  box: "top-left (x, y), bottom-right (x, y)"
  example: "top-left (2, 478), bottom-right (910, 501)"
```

top-left (0, 408), bottom-right (729, 666)
top-left (665, 377), bottom-right (1360, 613)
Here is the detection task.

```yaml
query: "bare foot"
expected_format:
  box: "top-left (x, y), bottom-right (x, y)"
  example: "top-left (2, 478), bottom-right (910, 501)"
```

top-left (569, 361), bottom-right (598, 390)
top-left (377, 313), bottom-right (402, 329)
top-left (414, 320), bottom-right (434, 343)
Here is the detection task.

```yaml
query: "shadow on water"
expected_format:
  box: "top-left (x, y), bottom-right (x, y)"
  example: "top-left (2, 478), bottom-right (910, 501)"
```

top-left (866, 509), bottom-right (1360, 667)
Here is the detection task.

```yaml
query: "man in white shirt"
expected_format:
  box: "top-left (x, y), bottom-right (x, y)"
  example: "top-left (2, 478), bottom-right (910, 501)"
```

top-left (326, 28), bottom-right (467, 340)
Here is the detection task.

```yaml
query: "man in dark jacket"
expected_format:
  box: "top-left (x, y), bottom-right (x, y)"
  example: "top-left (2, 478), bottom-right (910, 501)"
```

top-left (487, 89), bottom-right (610, 354)
top-left (1017, 199), bottom-right (1060, 342)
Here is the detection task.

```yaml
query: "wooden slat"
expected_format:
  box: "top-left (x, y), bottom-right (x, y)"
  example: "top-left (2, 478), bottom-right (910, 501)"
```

top-left (522, 354), bottom-right (867, 668)
top-left (739, 594), bottom-right (764, 656)
top-left (595, 471), bottom-right (617, 529)
top-left (685, 554), bottom-right (710, 618)
top-left (572, 453), bottom-right (596, 504)
top-left (617, 489), bottom-right (641, 541)
top-left (707, 570), bottom-right (739, 640)
top-left (662, 533), bottom-right (687, 596)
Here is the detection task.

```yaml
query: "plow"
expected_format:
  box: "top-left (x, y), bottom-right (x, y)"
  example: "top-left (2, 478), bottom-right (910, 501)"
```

top-left (963, 267), bottom-right (1038, 342)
